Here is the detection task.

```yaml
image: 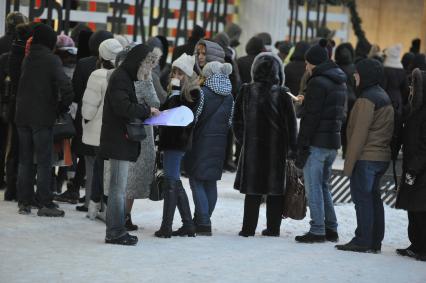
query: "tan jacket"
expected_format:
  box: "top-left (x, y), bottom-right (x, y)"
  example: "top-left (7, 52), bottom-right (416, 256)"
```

top-left (344, 93), bottom-right (394, 176)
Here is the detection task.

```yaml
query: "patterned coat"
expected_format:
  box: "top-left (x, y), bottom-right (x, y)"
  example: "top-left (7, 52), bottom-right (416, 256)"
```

top-left (126, 79), bottom-right (160, 199)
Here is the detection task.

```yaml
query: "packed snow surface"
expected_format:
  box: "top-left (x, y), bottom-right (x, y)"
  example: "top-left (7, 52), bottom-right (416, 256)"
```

top-left (1, 173), bottom-right (425, 283)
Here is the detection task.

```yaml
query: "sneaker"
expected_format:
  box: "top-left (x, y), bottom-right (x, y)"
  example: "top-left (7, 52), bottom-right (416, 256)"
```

top-left (54, 190), bottom-right (79, 204)
top-left (325, 228), bottom-right (339, 242)
top-left (37, 206), bottom-right (65, 217)
top-left (18, 203), bottom-right (31, 215)
top-left (396, 246), bottom-right (418, 258)
top-left (295, 232), bottom-right (326, 243)
top-left (335, 242), bottom-right (374, 253)
top-left (196, 225), bottom-right (212, 236)
top-left (105, 233), bottom-right (138, 246)
top-left (261, 229), bottom-right (280, 237)
top-left (76, 205), bottom-right (88, 212)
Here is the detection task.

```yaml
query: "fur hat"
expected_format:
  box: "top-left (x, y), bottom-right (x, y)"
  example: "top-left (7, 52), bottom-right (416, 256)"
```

top-left (6, 12), bottom-right (27, 33)
top-left (172, 53), bottom-right (196, 77)
top-left (99, 38), bottom-right (124, 64)
top-left (202, 62), bottom-right (233, 78)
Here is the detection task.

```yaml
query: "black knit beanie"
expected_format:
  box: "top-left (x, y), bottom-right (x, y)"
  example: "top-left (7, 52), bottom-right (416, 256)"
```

top-left (32, 23), bottom-right (57, 50)
top-left (305, 38), bottom-right (329, 65)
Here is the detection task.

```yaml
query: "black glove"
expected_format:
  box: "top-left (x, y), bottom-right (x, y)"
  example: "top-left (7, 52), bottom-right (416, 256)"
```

top-left (295, 147), bottom-right (310, 170)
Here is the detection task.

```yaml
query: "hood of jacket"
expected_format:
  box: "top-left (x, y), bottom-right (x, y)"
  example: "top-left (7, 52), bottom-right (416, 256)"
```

top-left (204, 74), bottom-right (232, 96)
top-left (119, 44), bottom-right (154, 81)
top-left (355, 58), bottom-right (383, 90)
top-left (88, 30), bottom-right (113, 56)
top-left (311, 60), bottom-right (347, 84)
top-left (335, 42), bottom-right (354, 66)
top-left (291, 41), bottom-right (310, 61)
top-left (245, 37), bottom-right (265, 56)
top-left (251, 52), bottom-right (285, 86)
top-left (194, 40), bottom-right (225, 73)
top-left (410, 68), bottom-right (425, 112)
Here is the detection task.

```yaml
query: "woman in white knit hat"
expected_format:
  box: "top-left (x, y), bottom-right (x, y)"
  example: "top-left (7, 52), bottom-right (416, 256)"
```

top-left (155, 53), bottom-right (204, 238)
top-left (81, 38), bottom-right (123, 220)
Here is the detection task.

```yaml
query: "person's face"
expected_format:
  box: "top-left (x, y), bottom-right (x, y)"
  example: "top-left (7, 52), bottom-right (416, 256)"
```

top-left (197, 44), bottom-right (206, 67)
top-left (172, 68), bottom-right (185, 81)
top-left (305, 61), bottom-right (315, 75)
top-left (354, 72), bottom-right (360, 87)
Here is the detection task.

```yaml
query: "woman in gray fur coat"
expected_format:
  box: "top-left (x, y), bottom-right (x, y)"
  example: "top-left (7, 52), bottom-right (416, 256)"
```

top-left (125, 48), bottom-right (162, 231)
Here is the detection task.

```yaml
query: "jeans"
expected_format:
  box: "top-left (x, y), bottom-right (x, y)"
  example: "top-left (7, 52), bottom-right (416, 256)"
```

top-left (350, 160), bottom-right (389, 248)
top-left (189, 178), bottom-right (218, 226)
top-left (90, 154), bottom-right (104, 203)
top-left (163, 150), bottom-right (185, 181)
top-left (303, 146), bottom-right (338, 235)
top-left (106, 159), bottom-right (129, 240)
top-left (17, 126), bottom-right (53, 207)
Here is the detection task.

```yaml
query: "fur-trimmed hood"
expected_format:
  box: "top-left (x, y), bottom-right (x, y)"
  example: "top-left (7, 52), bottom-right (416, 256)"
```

top-left (251, 52), bottom-right (285, 86)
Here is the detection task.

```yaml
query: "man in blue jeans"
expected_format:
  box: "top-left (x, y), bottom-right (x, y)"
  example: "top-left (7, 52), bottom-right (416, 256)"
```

top-left (295, 39), bottom-right (347, 243)
top-left (336, 58), bottom-right (394, 253)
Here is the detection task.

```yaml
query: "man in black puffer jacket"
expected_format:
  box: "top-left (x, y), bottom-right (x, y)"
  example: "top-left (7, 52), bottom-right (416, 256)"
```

top-left (295, 39), bottom-right (347, 243)
top-left (100, 44), bottom-right (159, 246)
top-left (15, 24), bottom-right (74, 217)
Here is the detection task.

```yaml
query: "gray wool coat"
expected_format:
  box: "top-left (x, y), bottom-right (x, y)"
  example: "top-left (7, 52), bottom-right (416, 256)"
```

top-left (126, 79), bottom-right (160, 199)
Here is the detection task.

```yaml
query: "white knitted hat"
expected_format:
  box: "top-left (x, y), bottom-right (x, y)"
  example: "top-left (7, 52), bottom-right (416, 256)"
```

top-left (384, 44), bottom-right (403, 69)
top-left (202, 61), bottom-right (233, 78)
top-left (172, 53), bottom-right (195, 77)
top-left (99, 38), bottom-right (124, 64)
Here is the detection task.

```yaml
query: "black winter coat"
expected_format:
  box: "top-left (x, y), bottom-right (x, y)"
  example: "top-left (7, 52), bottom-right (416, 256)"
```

top-left (99, 45), bottom-right (152, 162)
top-left (396, 71), bottom-right (426, 211)
top-left (237, 37), bottom-right (265, 84)
top-left (184, 76), bottom-right (233, 181)
top-left (158, 88), bottom-right (202, 152)
top-left (284, 61), bottom-right (305, 96)
top-left (0, 33), bottom-right (13, 55)
top-left (297, 61), bottom-right (347, 150)
top-left (15, 44), bottom-right (74, 127)
top-left (233, 54), bottom-right (297, 195)
top-left (381, 67), bottom-right (409, 116)
top-left (72, 56), bottom-right (98, 155)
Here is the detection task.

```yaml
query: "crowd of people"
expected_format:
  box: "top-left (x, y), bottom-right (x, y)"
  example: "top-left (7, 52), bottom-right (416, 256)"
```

top-left (0, 12), bottom-right (425, 262)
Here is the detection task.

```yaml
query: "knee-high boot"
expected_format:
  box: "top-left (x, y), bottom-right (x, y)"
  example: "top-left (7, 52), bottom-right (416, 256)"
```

top-left (172, 181), bottom-right (196, 237)
top-left (155, 179), bottom-right (178, 238)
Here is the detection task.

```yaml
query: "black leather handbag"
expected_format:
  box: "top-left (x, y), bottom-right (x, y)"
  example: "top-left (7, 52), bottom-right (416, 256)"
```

top-left (53, 113), bottom-right (76, 142)
top-left (149, 152), bottom-right (165, 201)
top-left (126, 118), bottom-right (147, 141)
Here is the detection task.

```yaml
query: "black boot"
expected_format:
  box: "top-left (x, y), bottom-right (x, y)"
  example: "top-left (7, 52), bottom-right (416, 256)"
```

top-left (172, 181), bottom-right (196, 237)
top-left (125, 213), bottom-right (138, 231)
top-left (155, 179), bottom-right (178, 238)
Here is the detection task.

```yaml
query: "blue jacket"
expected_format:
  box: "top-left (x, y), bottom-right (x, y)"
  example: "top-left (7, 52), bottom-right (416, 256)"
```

top-left (184, 74), bottom-right (234, 181)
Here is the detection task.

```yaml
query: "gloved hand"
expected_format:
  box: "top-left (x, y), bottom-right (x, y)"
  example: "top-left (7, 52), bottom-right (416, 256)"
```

top-left (404, 170), bottom-right (417, 187)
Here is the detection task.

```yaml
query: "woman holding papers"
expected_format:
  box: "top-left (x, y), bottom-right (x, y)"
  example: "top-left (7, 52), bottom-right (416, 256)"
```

top-left (155, 53), bottom-right (204, 238)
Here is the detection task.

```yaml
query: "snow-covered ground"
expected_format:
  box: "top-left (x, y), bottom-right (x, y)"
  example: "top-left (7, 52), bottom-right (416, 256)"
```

top-left (0, 172), bottom-right (425, 283)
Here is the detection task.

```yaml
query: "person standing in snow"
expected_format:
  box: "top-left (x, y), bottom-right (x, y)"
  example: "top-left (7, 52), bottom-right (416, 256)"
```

top-left (155, 53), bottom-right (203, 238)
top-left (125, 47), bottom-right (162, 231)
top-left (336, 58), bottom-right (394, 253)
top-left (234, 52), bottom-right (297, 237)
top-left (295, 39), bottom-right (347, 243)
top-left (395, 68), bottom-right (426, 262)
top-left (100, 44), bottom-right (160, 246)
top-left (184, 62), bottom-right (234, 236)
top-left (15, 23), bottom-right (74, 216)
top-left (81, 38), bottom-right (123, 220)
